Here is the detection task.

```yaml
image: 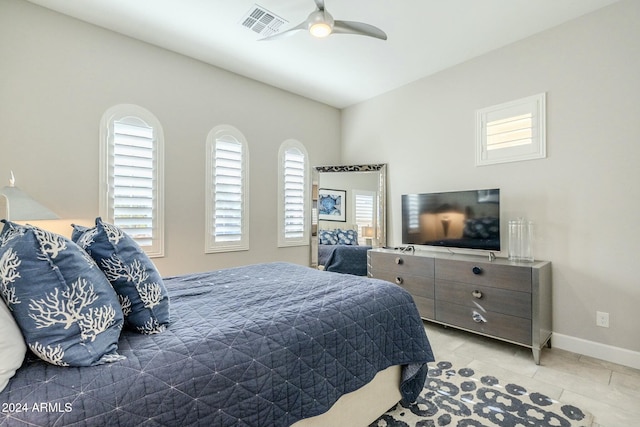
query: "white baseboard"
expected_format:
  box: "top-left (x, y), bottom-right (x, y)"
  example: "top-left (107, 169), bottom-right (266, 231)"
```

top-left (552, 333), bottom-right (640, 370)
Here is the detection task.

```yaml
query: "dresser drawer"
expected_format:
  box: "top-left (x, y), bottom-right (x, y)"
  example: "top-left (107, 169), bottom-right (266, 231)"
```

top-left (436, 300), bottom-right (532, 345)
top-left (436, 280), bottom-right (531, 319)
top-left (413, 296), bottom-right (435, 320)
top-left (371, 270), bottom-right (434, 299)
top-left (435, 259), bottom-right (531, 292)
top-left (369, 251), bottom-right (434, 276)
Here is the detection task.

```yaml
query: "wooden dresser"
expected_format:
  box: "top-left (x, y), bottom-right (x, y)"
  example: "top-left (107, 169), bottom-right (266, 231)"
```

top-left (368, 248), bottom-right (552, 364)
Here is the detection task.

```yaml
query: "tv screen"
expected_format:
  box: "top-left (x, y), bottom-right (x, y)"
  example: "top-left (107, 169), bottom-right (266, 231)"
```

top-left (401, 189), bottom-right (500, 251)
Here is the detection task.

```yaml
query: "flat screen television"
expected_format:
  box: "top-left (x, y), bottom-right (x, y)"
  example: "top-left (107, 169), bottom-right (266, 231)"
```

top-left (401, 189), bottom-right (500, 251)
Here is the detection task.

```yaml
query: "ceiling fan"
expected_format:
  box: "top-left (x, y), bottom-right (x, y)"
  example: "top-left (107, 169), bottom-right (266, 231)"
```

top-left (261, 0), bottom-right (387, 41)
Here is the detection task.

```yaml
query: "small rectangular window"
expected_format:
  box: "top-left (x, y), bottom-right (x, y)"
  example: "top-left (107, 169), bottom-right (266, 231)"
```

top-left (476, 93), bottom-right (546, 166)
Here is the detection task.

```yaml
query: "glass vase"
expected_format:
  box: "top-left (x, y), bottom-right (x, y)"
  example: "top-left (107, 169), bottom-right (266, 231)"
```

top-left (508, 219), bottom-right (534, 262)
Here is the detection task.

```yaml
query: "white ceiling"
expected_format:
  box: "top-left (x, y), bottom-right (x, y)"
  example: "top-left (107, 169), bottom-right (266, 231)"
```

top-left (27, 0), bottom-right (620, 108)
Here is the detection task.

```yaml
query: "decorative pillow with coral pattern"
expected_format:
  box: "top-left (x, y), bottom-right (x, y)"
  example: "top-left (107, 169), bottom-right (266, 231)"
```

top-left (0, 221), bottom-right (124, 367)
top-left (318, 229), bottom-right (338, 245)
top-left (336, 229), bottom-right (358, 245)
top-left (72, 218), bottom-right (169, 334)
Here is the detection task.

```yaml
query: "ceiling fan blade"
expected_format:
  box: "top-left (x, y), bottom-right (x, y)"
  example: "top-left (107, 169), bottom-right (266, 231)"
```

top-left (259, 21), bottom-right (307, 41)
top-left (333, 20), bottom-right (387, 40)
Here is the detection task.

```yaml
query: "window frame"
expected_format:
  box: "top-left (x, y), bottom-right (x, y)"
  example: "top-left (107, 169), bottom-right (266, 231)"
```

top-left (205, 125), bottom-right (250, 253)
top-left (277, 140), bottom-right (310, 248)
top-left (476, 93), bottom-right (546, 166)
top-left (99, 104), bottom-right (165, 258)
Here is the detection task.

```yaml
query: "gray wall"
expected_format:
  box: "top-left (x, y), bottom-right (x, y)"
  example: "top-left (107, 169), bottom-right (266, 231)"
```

top-left (341, 1), bottom-right (640, 366)
top-left (0, 0), bottom-right (341, 275)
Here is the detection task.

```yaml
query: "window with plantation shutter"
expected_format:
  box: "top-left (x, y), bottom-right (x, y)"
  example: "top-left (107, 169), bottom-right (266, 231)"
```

top-left (353, 190), bottom-right (376, 245)
top-left (476, 93), bottom-right (546, 166)
top-left (206, 125), bottom-right (249, 253)
top-left (100, 105), bottom-right (164, 257)
top-left (278, 141), bottom-right (309, 247)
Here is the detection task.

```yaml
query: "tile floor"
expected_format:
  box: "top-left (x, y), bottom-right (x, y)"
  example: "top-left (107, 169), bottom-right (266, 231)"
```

top-left (423, 322), bottom-right (640, 427)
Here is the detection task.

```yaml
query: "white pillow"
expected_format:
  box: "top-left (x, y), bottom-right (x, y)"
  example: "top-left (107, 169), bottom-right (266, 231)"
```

top-left (0, 301), bottom-right (26, 392)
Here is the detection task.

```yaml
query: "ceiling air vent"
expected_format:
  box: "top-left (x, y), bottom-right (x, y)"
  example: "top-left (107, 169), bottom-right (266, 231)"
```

top-left (240, 4), bottom-right (287, 37)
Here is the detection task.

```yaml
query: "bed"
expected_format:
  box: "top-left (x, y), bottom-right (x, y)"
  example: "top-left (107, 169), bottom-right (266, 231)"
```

top-left (316, 228), bottom-right (371, 276)
top-left (317, 244), bottom-right (371, 276)
top-left (0, 261), bottom-right (434, 427)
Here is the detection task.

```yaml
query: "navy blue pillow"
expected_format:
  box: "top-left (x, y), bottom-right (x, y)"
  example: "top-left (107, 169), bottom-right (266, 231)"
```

top-left (0, 221), bottom-right (124, 367)
top-left (72, 218), bottom-right (170, 334)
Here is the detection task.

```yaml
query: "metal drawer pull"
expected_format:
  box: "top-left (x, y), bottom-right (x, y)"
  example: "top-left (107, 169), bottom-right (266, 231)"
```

top-left (395, 257), bottom-right (403, 265)
top-left (472, 311), bottom-right (487, 323)
top-left (395, 277), bottom-right (404, 285)
top-left (472, 290), bottom-right (483, 299)
top-left (472, 266), bottom-right (483, 275)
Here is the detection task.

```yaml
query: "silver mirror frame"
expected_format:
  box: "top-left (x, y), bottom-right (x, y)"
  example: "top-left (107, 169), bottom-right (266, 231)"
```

top-left (311, 164), bottom-right (386, 267)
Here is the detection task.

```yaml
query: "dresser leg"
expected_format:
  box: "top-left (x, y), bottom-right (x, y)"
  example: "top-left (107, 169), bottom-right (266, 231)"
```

top-left (532, 348), bottom-right (541, 365)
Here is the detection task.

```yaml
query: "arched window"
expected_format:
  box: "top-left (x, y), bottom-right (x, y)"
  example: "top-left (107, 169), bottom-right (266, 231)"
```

top-left (100, 104), bottom-right (164, 257)
top-left (205, 125), bottom-right (249, 253)
top-left (278, 140), bottom-right (309, 247)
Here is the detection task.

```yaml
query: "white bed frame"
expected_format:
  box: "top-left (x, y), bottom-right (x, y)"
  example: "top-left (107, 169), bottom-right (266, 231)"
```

top-left (292, 365), bottom-right (401, 427)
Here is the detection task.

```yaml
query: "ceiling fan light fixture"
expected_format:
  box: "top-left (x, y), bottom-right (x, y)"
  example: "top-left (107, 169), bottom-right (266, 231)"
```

top-left (309, 22), bottom-right (332, 38)
top-left (307, 9), bottom-right (333, 38)
top-left (259, 0), bottom-right (386, 41)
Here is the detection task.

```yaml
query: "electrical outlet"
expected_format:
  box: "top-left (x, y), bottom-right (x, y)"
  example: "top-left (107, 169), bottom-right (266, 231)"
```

top-left (596, 311), bottom-right (609, 328)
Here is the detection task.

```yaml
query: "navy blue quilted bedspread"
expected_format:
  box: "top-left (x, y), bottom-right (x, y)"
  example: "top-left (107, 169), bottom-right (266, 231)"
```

top-left (0, 262), bottom-right (434, 427)
top-left (318, 244), bottom-right (371, 275)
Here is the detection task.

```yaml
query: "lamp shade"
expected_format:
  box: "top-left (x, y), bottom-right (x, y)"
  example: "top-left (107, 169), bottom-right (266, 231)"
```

top-left (362, 226), bottom-right (374, 238)
top-left (0, 185), bottom-right (59, 221)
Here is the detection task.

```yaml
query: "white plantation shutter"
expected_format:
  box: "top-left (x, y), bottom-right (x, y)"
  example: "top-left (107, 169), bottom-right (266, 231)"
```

top-left (278, 141), bottom-right (309, 247)
top-left (100, 105), bottom-right (164, 257)
top-left (283, 149), bottom-right (305, 238)
top-left (112, 121), bottom-right (154, 245)
top-left (206, 126), bottom-right (249, 252)
top-left (476, 93), bottom-right (546, 166)
top-left (486, 113), bottom-right (533, 150)
top-left (213, 138), bottom-right (243, 242)
top-left (353, 190), bottom-right (375, 244)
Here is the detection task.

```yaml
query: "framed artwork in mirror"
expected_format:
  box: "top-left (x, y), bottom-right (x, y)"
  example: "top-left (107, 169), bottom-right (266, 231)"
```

top-left (318, 188), bottom-right (346, 222)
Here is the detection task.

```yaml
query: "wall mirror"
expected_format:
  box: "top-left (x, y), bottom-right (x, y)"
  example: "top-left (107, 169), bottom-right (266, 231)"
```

top-left (311, 164), bottom-right (386, 274)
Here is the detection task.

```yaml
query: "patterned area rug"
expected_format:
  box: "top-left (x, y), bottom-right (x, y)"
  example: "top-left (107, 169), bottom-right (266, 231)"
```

top-left (371, 361), bottom-right (593, 427)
